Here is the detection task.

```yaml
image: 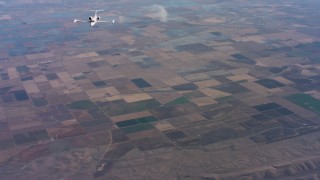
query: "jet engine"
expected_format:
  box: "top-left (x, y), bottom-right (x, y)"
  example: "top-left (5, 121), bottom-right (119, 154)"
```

top-left (89, 16), bottom-right (93, 21)
top-left (97, 16), bottom-right (101, 20)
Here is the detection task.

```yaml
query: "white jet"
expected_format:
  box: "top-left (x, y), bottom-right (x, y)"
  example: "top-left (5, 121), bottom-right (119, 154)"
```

top-left (74, 10), bottom-right (115, 27)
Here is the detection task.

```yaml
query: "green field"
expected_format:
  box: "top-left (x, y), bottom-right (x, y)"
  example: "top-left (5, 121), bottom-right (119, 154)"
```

top-left (32, 97), bottom-right (48, 107)
top-left (122, 124), bottom-right (154, 134)
top-left (164, 96), bottom-right (189, 106)
top-left (285, 93), bottom-right (320, 114)
top-left (116, 116), bottom-right (158, 128)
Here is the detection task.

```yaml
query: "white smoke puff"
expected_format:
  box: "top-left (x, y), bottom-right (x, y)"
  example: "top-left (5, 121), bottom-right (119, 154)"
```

top-left (150, 4), bottom-right (168, 22)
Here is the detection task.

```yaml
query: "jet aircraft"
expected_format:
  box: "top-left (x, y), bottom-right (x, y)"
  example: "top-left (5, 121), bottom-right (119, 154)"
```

top-left (74, 10), bottom-right (115, 26)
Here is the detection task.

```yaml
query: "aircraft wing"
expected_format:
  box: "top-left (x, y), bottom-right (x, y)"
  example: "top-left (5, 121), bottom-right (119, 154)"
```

top-left (97, 21), bottom-right (108, 23)
top-left (98, 19), bottom-right (117, 23)
top-left (74, 19), bottom-right (88, 23)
